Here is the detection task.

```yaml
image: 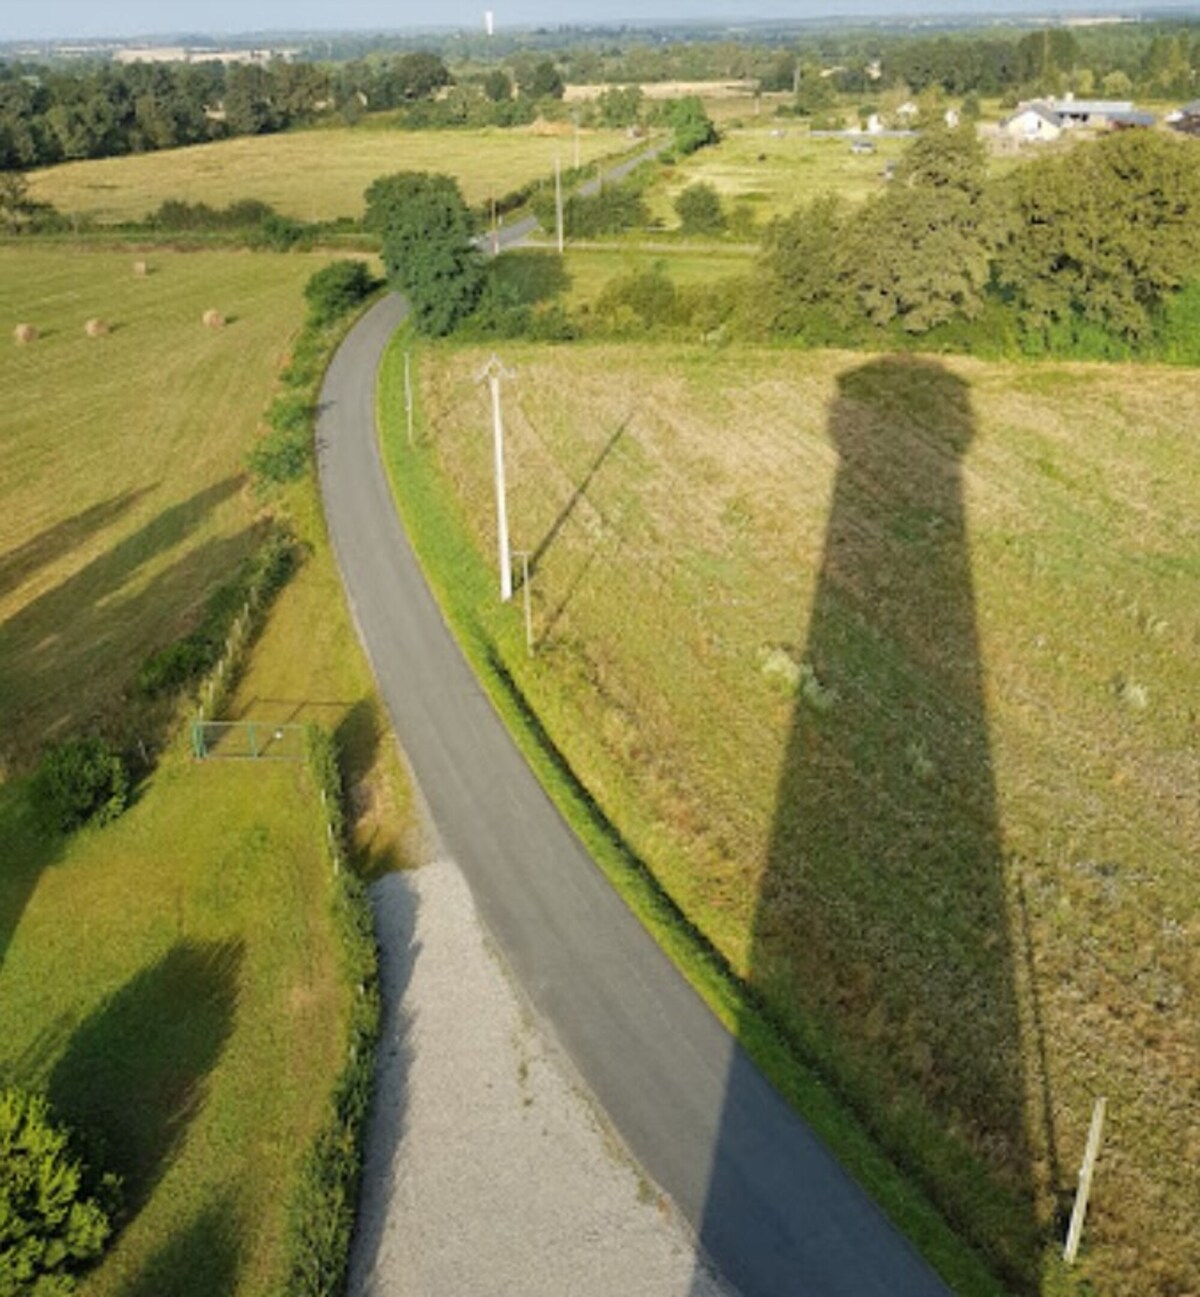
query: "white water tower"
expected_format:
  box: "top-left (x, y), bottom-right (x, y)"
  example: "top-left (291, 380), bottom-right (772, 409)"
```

top-left (484, 10), bottom-right (495, 35)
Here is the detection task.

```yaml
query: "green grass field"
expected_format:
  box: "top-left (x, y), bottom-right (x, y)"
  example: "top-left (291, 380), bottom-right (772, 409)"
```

top-left (383, 337), bottom-right (1199, 1296)
top-left (27, 124), bottom-right (633, 225)
top-left (0, 245), bottom-right (413, 1294)
top-left (649, 129), bottom-right (914, 226)
top-left (0, 247), bottom-right (327, 764)
top-left (559, 246), bottom-right (753, 308)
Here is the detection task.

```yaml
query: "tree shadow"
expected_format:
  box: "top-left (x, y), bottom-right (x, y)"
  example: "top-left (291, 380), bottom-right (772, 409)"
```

top-left (345, 873), bottom-right (419, 1295)
top-left (117, 1191), bottom-right (244, 1297)
top-left (0, 781), bottom-right (66, 975)
top-left (0, 476), bottom-right (252, 761)
top-left (696, 357), bottom-right (1041, 1292)
top-left (48, 939), bottom-right (242, 1215)
top-left (0, 485), bottom-right (157, 602)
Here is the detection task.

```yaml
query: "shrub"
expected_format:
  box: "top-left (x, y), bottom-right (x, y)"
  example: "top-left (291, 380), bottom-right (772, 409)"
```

top-left (31, 738), bottom-right (129, 833)
top-left (674, 182), bottom-right (726, 235)
top-left (0, 1089), bottom-right (115, 1297)
top-left (303, 261), bottom-right (378, 326)
top-left (533, 183), bottom-right (648, 238)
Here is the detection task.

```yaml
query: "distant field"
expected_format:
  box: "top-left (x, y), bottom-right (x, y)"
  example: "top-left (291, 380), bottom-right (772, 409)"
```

top-left (27, 124), bottom-right (633, 224)
top-left (559, 246), bottom-right (752, 307)
top-left (390, 339), bottom-right (1199, 1295)
top-left (649, 129), bottom-right (916, 226)
top-left (0, 248), bottom-right (329, 760)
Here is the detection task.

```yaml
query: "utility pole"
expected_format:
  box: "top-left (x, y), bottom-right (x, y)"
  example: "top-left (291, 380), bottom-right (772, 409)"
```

top-left (490, 187), bottom-right (499, 255)
top-left (555, 152), bottom-right (565, 254)
top-left (477, 356), bottom-right (515, 602)
top-left (1064, 1097), bottom-right (1107, 1265)
top-left (573, 112), bottom-right (581, 169)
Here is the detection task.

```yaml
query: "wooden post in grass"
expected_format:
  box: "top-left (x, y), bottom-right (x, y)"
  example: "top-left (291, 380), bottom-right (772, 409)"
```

top-left (514, 549), bottom-right (533, 655)
top-left (1064, 1097), bottom-right (1107, 1265)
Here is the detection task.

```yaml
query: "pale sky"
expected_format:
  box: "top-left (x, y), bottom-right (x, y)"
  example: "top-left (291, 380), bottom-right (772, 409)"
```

top-left (0, 0), bottom-right (1151, 44)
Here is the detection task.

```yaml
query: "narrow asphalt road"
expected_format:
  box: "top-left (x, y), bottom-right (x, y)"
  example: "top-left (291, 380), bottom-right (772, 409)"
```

top-left (316, 305), bottom-right (958, 1295)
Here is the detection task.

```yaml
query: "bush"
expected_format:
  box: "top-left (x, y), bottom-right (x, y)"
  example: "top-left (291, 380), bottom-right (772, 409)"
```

top-left (31, 738), bottom-right (129, 833)
top-left (303, 261), bottom-right (378, 325)
top-left (674, 182), bottom-right (726, 235)
top-left (0, 1089), bottom-right (115, 1297)
top-left (533, 183), bottom-right (648, 238)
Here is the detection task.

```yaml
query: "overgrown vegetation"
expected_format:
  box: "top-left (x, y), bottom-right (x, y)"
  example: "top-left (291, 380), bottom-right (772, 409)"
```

top-left (0, 1088), bottom-right (116, 1296)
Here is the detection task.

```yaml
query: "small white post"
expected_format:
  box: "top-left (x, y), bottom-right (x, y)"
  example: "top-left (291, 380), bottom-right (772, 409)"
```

top-left (573, 118), bottom-right (581, 170)
top-left (555, 152), bottom-right (565, 254)
top-left (491, 189), bottom-right (499, 255)
top-left (404, 351), bottom-right (414, 448)
top-left (1064, 1097), bottom-right (1107, 1265)
top-left (478, 356), bottom-right (514, 602)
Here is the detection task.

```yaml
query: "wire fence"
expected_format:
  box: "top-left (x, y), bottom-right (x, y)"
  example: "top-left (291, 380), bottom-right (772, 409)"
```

top-left (191, 719), bottom-right (307, 762)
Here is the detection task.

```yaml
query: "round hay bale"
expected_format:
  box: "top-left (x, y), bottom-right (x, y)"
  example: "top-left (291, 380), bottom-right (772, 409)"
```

top-left (13, 323), bottom-right (38, 345)
top-left (133, 260), bottom-right (149, 277)
top-left (202, 308), bottom-right (226, 330)
top-left (84, 318), bottom-right (110, 338)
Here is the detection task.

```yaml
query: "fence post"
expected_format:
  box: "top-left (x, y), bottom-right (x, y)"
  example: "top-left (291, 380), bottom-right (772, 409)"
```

top-left (1064, 1097), bottom-right (1107, 1265)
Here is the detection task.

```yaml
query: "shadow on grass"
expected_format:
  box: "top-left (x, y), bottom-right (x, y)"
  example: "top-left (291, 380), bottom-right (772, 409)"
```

top-left (527, 415), bottom-right (629, 580)
top-left (117, 1191), bottom-right (244, 1297)
top-left (337, 696), bottom-right (403, 882)
top-left (0, 475), bottom-right (253, 762)
top-left (696, 357), bottom-right (1042, 1293)
top-left (0, 781), bottom-right (65, 975)
top-left (345, 873), bottom-right (418, 1292)
top-left (49, 939), bottom-right (242, 1215)
top-left (0, 485), bottom-right (157, 601)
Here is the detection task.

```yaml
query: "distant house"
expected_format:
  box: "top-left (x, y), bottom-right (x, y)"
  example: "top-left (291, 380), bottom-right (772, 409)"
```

top-left (895, 100), bottom-right (919, 121)
top-left (865, 112), bottom-right (883, 134)
top-left (944, 107), bottom-right (960, 128)
top-left (1051, 97), bottom-right (1133, 127)
top-left (1001, 103), bottom-right (1063, 141)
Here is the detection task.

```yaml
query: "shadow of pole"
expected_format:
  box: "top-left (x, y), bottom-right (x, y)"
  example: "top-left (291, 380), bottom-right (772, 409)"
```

top-left (694, 357), bottom-right (1041, 1293)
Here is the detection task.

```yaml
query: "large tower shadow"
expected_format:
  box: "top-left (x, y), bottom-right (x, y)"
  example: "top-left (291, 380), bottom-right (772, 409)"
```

top-left (696, 357), bottom-right (1041, 1293)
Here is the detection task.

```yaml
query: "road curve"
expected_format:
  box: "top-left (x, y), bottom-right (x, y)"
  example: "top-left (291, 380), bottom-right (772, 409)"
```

top-left (316, 296), bottom-right (957, 1297)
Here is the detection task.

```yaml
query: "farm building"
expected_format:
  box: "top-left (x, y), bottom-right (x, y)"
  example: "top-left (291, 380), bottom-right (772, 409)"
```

top-left (1001, 103), bottom-right (1064, 141)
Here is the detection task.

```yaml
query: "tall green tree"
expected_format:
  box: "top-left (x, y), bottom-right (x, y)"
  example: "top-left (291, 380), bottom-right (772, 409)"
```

top-left (843, 124), bottom-right (1000, 332)
top-left (364, 172), bottom-right (484, 337)
top-left (998, 130), bottom-right (1200, 339)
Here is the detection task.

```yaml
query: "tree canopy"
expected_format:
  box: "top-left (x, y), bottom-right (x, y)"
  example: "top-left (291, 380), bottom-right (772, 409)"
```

top-left (364, 171), bottom-right (484, 337)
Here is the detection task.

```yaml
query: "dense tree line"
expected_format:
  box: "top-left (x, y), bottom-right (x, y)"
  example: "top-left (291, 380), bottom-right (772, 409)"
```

top-left (0, 52), bottom-right (452, 169)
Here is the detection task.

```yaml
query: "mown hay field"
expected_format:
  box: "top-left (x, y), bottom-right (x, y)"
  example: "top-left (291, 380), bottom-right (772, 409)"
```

top-left (0, 247), bottom-right (324, 758)
top-left (391, 339), bottom-right (1199, 1295)
top-left (27, 124), bottom-right (633, 224)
